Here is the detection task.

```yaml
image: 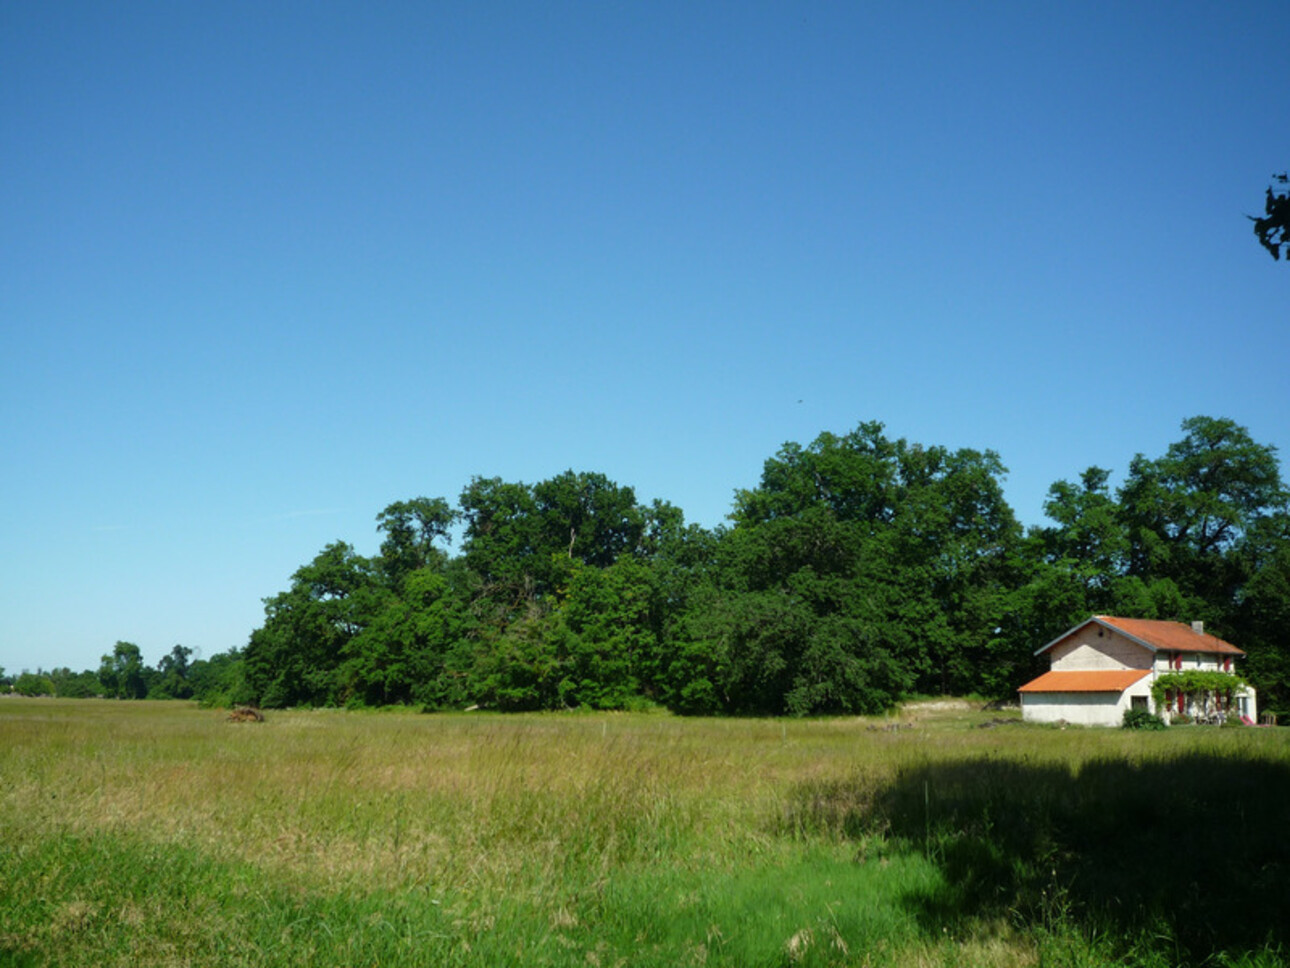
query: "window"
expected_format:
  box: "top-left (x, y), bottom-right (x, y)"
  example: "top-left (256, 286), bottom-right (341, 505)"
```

top-left (1131, 696), bottom-right (1148, 712)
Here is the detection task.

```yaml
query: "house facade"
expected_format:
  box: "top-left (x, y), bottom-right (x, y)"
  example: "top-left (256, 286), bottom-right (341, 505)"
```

top-left (1018, 616), bottom-right (1256, 726)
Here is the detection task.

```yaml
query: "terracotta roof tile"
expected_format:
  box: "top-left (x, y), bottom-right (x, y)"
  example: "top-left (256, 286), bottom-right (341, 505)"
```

top-left (1094, 616), bottom-right (1244, 656)
top-left (1019, 669), bottom-right (1151, 693)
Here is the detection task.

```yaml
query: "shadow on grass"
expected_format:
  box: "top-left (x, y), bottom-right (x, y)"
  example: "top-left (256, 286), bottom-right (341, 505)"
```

top-left (785, 750), bottom-right (1290, 964)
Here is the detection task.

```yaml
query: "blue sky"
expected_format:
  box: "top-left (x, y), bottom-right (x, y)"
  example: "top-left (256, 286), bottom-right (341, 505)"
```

top-left (2, 1), bottom-right (1286, 675)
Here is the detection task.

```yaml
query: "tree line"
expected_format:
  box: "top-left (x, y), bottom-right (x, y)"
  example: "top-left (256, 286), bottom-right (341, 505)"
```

top-left (7, 416), bottom-right (1288, 717)
top-left (3, 641), bottom-right (247, 705)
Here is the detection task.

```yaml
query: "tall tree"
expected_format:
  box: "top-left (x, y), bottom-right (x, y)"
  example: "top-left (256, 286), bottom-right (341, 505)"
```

top-left (244, 542), bottom-right (382, 707)
top-left (1110, 417), bottom-right (1290, 714)
top-left (341, 563), bottom-right (476, 707)
top-left (459, 476), bottom-right (543, 596)
top-left (1019, 465), bottom-right (1178, 623)
top-left (153, 645), bottom-right (194, 699)
top-left (1031, 467), bottom-right (1127, 592)
top-left (98, 641), bottom-right (147, 699)
top-left (532, 470), bottom-right (644, 568)
top-left (1227, 511), bottom-right (1290, 715)
top-left (375, 497), bottom-right (458, 585)
top-left (460, 471), bottom-right (644, 601)
top-left (1119, 416), bottom-right (1288, 611)
top-left (683, 422), bottom-right (1023, 714)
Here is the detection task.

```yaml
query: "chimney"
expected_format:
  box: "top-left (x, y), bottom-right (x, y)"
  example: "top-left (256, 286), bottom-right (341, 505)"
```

top-left (1191, 621), bottom-right (1204, 636)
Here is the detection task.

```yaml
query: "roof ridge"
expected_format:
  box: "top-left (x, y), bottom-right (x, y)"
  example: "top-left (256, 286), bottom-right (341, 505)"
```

top-left (1036, 616), bottom-right (1244, 657)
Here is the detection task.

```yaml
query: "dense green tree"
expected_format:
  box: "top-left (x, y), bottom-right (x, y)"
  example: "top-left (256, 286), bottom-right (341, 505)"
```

top-left (550, 556), bottom-right (657, 709)
top-left (341, 564), bottom-right (476, 707)
top-left (885, 442), bottom-right (1024, 695)
top-left (187, 648), bottom-right (253, 707)
top-left (375, 497), bottom-right (458, 585)
top-left (637, 501), bottom-right (718, 695)
top-left (460, 471), bottom-right (644, 601)
top-left (13, 671), bottom-right (55, 696)
top-left (1119, 416), bottom-right (1288, 615)
top-left (98, 642), bottom-right (148, 699)
top-left (49, 667), bottom-right (103, 698)
top-left (468, 606), bottom-right (568, 711)
top-left (150, 645), bottom-right (194, 699)
top-left (1030, 467), bottom-right (1127, 600)
top-left (211, 414), bottom-right (1290, 716)
top-left (459, 476), bottom-right (544, 597)
top-left (532, 470), bottom-right (645, 567)
top-left (1228, 513), bottom-right (1290, 715)
top-left (244, 543), bottom-right (382, 707)
top-left (460, 556), bottom-right (658, 712)
top-left (1017, 465), bottom-right (1184, 654)
top-left (679, 423), bottom-right (1023, 715)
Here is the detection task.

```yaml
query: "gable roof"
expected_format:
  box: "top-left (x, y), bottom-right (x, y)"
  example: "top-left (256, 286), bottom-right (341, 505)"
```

top-left (1035, 616), bottom-right (1245, 658)
top-left (1019, 669), bottom-right (1151, 693)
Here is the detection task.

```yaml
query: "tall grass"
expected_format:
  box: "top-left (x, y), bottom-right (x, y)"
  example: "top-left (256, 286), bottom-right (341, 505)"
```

top-left (2, 698), bottom-right (1287, 966)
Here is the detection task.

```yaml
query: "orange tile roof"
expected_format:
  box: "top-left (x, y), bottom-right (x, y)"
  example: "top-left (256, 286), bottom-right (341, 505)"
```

top-left (1019, 669), bottom-right (1151, 693)
top-left (1094, 616), bottom-right (1244, 656)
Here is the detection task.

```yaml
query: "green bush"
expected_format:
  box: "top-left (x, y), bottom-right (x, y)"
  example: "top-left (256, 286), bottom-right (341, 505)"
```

top-left (1122, 708), bottom-right (1166, 730)
top-left (12, 672), bottom-right (56, 697)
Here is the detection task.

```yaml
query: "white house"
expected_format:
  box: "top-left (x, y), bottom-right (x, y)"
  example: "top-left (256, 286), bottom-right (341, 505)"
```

top-left (1018, 615), bottom-right (1256, 726)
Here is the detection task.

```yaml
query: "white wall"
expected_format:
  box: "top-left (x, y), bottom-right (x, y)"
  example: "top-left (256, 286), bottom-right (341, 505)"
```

top-left (1155, 651), bottom-right (1228, 672)
top-left (1050, 628), bottom-right (1151, 671)
top-left (1021, 691), bottom-right (1133, 726)
top-left (1024, 681), bottom-right (1257, 726)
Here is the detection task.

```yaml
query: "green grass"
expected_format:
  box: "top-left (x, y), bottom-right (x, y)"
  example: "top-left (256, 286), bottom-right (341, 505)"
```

top-left (1, 698), bottom-right (1287, 967)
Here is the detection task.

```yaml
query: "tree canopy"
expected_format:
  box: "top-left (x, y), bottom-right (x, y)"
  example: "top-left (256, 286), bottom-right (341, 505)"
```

top-left (24, 416), bottom-right (1290, 720)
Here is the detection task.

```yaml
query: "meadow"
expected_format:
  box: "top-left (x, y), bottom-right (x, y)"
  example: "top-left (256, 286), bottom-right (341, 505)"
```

top-left (1, 698), bottom-right (1287, 968)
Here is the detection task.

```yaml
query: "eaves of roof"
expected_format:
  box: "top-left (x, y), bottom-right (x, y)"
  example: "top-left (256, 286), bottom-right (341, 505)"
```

top-left (1018, 669), bottom-right (1151, 693)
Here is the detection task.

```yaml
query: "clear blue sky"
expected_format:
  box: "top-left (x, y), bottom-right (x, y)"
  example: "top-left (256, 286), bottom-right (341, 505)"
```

top-left (2, 2), bottom-right (1286, 675)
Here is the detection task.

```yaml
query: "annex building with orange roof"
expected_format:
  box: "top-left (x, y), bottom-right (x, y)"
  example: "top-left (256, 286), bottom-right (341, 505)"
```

top-left (1018, 615), bottom-right (1256, 726)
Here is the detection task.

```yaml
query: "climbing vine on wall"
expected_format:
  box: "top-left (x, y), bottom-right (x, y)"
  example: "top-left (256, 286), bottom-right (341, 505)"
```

top-left (1151, 671), bottom-right (1248, 710)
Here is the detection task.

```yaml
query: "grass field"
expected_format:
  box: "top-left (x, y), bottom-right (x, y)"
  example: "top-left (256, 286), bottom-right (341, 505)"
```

top-left (2, 698), bottom-right (1287, 967)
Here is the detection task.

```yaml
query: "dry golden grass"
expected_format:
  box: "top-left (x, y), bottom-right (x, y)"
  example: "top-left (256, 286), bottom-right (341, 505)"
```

top-left (3, 697), bottom-right (1287, 967)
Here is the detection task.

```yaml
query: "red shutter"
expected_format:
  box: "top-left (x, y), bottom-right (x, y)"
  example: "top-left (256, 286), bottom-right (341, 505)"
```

top-left (1177, 691), bottom-right (1185, 714)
